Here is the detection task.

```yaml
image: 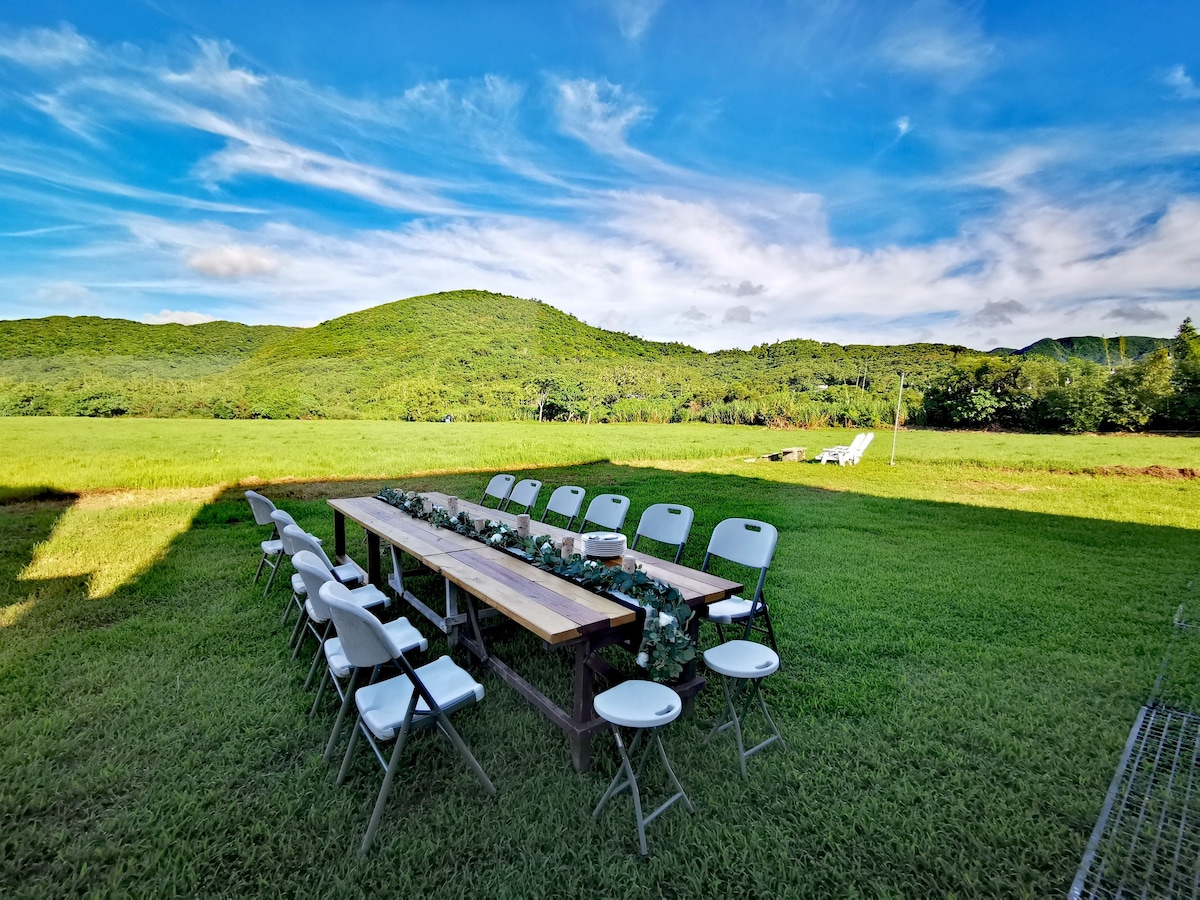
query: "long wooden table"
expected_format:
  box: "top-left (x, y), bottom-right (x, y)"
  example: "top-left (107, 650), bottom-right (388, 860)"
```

top-left (328, 494), bottom-right (741, 771)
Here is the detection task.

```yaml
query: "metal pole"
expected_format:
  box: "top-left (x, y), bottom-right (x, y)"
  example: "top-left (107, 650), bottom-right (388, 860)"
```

top-left (889, 373), bottom-right (905, 466)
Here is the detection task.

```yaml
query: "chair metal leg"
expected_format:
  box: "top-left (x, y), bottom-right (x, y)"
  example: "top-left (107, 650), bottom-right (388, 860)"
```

top-left (705, 675), bottom-right (782, 778)
top-left (309, 668), bottom-right (330, 717)
top-left (336, 713), bottom-right (363, 785)
top-left (324, 668), bottom-right (359, 761)
top-left (254, 553), bottom-right (268, 583)
top-left (433, 715), bottom-right (496, 794)
top-left (594, 725), bottom-right (690, 856)
top-left (360, 718), bottom-right (413, 855)
top-left (303, 621), bottom-right (332, 691)
top-left (262, 556), bottom-right (280, 596)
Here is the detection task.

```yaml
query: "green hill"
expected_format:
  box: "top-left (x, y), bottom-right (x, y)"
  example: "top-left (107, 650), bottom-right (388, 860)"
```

top-left (1014, 335), bottom-right (1170, 364)
top-left (0, 290), bottom-right (1180, 427)
top-left (0, 316), bottom-right (296, 359)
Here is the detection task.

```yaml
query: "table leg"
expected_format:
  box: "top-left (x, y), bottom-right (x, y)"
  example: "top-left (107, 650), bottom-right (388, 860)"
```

top-left (366, 531), bottom-right (381, 587)
top-left (333, 510), bottom-right (346, 562)
top-left (682, 613), bottom-right (701, 717)
top-left (571, 639), bottom-right (596, 772)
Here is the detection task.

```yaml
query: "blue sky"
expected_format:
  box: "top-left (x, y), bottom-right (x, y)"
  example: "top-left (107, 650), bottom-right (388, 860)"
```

top-left (1, 1), bottom-right (1199, 350)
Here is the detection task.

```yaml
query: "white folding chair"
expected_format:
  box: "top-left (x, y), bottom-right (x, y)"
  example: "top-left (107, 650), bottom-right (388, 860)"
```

top-left (703, 639), bottom-right (784, 777)
top-left (246, 491), bottom-right (283, 591)
top-left (501, 478), bottom-right (542, 514)
top-left (701, 518), bottom-right (779, 651)
top-left (581, 494), bottom-right (631, 534)
top-left (630, 504), bottom-right (695, 564)
top-left (479, 474), bottom-right (515, 508)
top-left (540, 485), bottom-right (585, 531)
top-left (322, 582), bottom-right (495, 854)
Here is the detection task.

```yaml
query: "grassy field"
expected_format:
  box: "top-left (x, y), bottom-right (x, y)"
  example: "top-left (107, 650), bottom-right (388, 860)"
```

top-left (1, 419), bottom-right (1198, 896)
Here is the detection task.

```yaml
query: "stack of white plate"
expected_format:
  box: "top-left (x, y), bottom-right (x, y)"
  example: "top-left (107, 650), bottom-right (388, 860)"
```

top-left (580, 532), bottom-right (627, 558)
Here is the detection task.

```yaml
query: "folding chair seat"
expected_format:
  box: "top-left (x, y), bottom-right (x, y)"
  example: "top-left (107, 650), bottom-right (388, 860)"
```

top-left (701, 518), bottom-right (779, 652)
top-left (501, 478), bottom-right (542, 514)
top-left (540, 485), bottom-right (585, 531)
top-left (703, 639), bottom-right (784, 777)
top-left (581, 493), bottom-right (631, 535)
top-left (246, 491), bottom-right (282, 590)
top-left (592, 680), bottom-right (693, 856)
top-left (284, 526), bottom-right (378, 651)
top-left (479, 473), bottom-right (515, 508)
top-left (630, 504), bottom-right (694, 564)
top-left (321, 582), bottom-right (495, 854)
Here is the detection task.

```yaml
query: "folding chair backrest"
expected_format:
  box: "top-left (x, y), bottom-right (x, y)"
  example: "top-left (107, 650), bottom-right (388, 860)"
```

top-left (703, 518), bottom-right (778, 605)
top-left (283, 524), bottom-right (335, 571)
top-left (320, 583), bottom-right (395, 669)
top-left (293, 551), bottom-right (335, 619)
top-left (504, 478), bottom-right (542, 512)
top-left (481, 474), bottom-right (515, 505)
top-left (704, 518), bottom-right (778, 571)
top-left (634, 504), bottom-right (694, 555)
top-left (271, 510), bottom-right (300, 553)
top-left (543, 486), bottom-right (585, 524)
top-left (582, 494), bottom-right (631, 533)
top-left (245, 490), bottom-right (277, 526)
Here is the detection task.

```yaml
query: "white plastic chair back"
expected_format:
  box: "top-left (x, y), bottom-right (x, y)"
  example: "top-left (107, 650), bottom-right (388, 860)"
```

top-left (245, 490), bottom-right (277, 526)
top-left (320, 582), bottom-right (399, 669)
top-left (583, 494), bottom-right (631, 533)
top-left (504, 478), bottom-right (542, 512)
top-left (294, 551), bottom-right (335, 619)
top-left (481, 474), bottom-right (515, 505)
top-left (633, 504), bottom-right (694, 561)
top-left (284, 524), bottom-right (335, 571)
top-left (543, 486), bottom-right (585, 526)
top-left (272, 510), bottom-right (300, 553)
top-left (705, 518), bottom-right (778, 571)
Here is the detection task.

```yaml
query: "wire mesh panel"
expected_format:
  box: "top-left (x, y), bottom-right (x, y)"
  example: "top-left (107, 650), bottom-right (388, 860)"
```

top-left (1071, 704), bottom-right (1200, 899)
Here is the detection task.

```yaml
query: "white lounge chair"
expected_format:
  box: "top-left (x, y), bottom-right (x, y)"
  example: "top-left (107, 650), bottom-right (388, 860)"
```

top-left (815, 432), bottom-right (874, 466)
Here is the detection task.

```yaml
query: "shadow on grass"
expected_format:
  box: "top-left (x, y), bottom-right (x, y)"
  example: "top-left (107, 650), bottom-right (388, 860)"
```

top-left (1, 462), bottom-right (1199, 896)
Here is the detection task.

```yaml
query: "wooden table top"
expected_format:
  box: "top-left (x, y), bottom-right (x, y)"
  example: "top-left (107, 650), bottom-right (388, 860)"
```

top-left (423, 492), bottom-right (742, 605)
top-left (329, 493), bottom-right (742, 645)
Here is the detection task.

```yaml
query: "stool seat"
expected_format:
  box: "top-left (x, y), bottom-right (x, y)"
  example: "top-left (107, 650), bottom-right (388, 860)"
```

top-left (703, 639), bottom-right (779, 679)
top-left (594, 680), bottom-right (682, 729)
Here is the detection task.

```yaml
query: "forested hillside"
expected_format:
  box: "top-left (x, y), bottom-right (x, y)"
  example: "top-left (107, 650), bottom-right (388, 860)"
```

top-left (0, 290), bottom-right (1193, 431)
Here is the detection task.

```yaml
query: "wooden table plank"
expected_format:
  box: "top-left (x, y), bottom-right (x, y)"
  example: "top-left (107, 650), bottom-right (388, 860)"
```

top-left (328, 496), bottom-right (477, 566)
top-left (435, 548), bottom-right (603, 644)
top-left (422, 492), bottom-right (741, 605)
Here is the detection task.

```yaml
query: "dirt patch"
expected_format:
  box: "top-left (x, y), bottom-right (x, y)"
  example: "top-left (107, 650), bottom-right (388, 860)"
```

top-left (1088, 465), bottom-right (1200, 479)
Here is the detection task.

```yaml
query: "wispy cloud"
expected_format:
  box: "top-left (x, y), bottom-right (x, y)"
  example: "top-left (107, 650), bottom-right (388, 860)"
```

top-left (187, 244), bottom-right (282, 279)
top-left (880, 0), bottom-right (996, 80)
top-left (1163, 65), bottom-right (1200, 100)
top-left (556, 78), bottom-right (651, 160)
top-left (161, 39), bottom-right (264, 98)
top-left (0, 22), bottom-right (90, 67)
top-left (610, 0), bottom-right (666, 41)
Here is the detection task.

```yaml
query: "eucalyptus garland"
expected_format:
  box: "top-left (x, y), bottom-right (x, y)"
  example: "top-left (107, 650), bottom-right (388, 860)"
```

top-left (376, 487), bottom-right (696, 682)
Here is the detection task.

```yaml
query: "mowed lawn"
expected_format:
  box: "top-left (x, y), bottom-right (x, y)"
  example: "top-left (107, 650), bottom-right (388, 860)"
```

top-left (1, 418), bottom-right (1198, 897)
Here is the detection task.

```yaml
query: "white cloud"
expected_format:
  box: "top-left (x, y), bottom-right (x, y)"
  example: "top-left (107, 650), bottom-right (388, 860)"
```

top-left (556, 78), bottom-right (650, 159)
top-left (187, 244), bottom-right (283, 279)
top-left (896, 116), bottom-right (912, 137)
top-left (0, 23), bottom-right (91, 67)
top-left (881, 1), bottom-right (995, 79)
top-left (140, 309), bottom-right (218, 325)
top-left (162, 39), bottom-right (264, 98)
top-left (611, 0), bottom-right (666, 41)
top-left (1163, 65), bottom-right (1200, 100)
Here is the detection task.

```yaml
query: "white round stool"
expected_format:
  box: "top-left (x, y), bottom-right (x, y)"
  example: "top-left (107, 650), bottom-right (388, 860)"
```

top-left (703, 639), bottom-right (784, 778)
top-left (592, 680), bottom-right (694, 856)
